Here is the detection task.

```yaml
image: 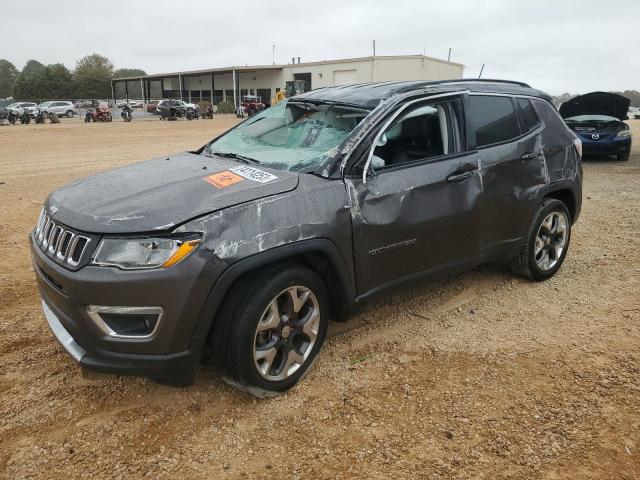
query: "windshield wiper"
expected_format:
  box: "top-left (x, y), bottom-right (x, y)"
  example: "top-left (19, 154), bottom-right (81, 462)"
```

top-left (206, 151), bottom-right (260, 164)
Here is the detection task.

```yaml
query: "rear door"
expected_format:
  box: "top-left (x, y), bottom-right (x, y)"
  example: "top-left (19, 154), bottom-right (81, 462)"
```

top-left (463, 94), bottom-right (547, 255)
top-left (347, 94), bottom-right (484, 295)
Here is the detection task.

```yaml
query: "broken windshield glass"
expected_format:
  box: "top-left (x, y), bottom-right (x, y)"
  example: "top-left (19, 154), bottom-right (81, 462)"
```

top-left (203, 100), bottom-right (370, 172)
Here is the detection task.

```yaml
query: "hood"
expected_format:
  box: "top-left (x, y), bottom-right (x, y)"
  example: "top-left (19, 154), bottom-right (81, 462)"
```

top-left (46, 152), bottom-right (299, 234)
top-left (559, 92), bottom-right (630, 120)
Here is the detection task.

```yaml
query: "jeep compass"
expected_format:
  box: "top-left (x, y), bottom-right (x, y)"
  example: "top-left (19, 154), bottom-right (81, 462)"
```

top-left (30, 80), bottom-right (583, 397)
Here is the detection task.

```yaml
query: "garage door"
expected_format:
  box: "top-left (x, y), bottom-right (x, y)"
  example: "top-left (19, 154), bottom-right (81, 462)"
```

top-left (333, 69), bottom-right (357, 86)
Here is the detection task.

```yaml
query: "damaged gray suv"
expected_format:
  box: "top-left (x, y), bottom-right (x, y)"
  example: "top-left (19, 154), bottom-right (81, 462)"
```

top-left (31, 80), bottom-right (582, 396)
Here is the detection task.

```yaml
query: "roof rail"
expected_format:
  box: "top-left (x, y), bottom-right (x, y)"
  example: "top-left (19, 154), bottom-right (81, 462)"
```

top-left (436, 78), bottom-right (531, 88)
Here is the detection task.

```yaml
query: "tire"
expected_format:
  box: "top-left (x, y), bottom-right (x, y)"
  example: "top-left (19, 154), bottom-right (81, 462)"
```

top-left (617, 150), bottom-right (630, 162)
top-left (210, 264), bottom-right (329, 397)
top-left (66, 110), bottom-right (74, 118)
top-left (509, 199), bottom-right (571, 281)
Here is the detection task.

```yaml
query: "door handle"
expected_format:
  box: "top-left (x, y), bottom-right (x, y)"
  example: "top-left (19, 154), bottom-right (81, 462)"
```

top-left (447, 170), bottom-right (475, 183)
top-left (521, 152), bottom-right (541, 161)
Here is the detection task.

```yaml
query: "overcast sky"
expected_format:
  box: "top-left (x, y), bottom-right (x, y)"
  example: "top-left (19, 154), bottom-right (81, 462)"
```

top-left (3, 0), bottom-right (639, 95)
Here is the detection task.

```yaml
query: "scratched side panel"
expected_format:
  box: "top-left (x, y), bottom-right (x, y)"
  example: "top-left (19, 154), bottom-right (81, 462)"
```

top-left (476, 130), bottom-right (548, 252)
top-left (180, 175), bottom-right (355, 286)
top-left (346, 152), bottom-right (483, 295)
top-left (533, 100), bottom-right (580, 183)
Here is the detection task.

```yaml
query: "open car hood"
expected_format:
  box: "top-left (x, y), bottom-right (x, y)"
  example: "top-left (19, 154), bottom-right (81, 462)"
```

top-left (46, 152), bottom-right (299, 234)
top-left (559, 92), bottom-right (630, 120)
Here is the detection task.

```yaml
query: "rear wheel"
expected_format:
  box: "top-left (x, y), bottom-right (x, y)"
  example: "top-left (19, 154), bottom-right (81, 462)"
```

top-left (509, 199), bottom-right (571, 281)
top-left (210, 265), bottom-right (329, 397)
top-left (617, 150), bottom-right (630, 161)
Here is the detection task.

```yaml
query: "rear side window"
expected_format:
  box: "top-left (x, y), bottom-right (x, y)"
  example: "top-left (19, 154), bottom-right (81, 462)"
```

top-left (517, 98), bottom-right (539, 132)
top-left (466, 95), bottom-right (520, 147)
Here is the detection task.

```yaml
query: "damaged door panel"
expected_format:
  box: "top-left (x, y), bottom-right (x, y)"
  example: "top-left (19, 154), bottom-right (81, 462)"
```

top-left (464, 94), bottom-right (550, 255)
top-left (348, 151), bottom-right (483, 295)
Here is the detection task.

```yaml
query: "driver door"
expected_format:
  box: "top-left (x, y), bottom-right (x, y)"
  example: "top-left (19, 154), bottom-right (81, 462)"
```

top-left (347, 95), bottom-right (484, 295)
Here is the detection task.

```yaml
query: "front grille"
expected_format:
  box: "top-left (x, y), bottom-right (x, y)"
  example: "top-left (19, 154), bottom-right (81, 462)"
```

top-left (34, 210), bottom-right (91, 268)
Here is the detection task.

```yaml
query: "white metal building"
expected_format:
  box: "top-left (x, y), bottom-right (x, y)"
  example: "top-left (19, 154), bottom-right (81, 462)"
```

top-left (112, 54), bottom-right (464, 106)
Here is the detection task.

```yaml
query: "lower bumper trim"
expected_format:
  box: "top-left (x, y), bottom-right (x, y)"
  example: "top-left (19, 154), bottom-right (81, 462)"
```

top-left (42, 300), bottom-right (86, 362)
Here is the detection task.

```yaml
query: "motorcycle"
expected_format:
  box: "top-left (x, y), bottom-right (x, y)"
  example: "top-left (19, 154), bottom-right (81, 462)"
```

top-left (201, 105), bottom-right (214, 119)
top-left (33, 107), bottom-right (46, 124)
top-left (185, 105), bottom-right (199, 121)
top-left (120, 103), bottom-right (133, 122)
top-left (94, 103), bottom-right (113, 122)
top-left (20, 110), bottom-right (32, 124)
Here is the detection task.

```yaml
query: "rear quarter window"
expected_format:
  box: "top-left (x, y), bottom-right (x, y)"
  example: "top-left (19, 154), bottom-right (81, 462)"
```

top-left (516, 98), bottom-right (540, 132)
top-left (466, 95), bottom-right (520, 147)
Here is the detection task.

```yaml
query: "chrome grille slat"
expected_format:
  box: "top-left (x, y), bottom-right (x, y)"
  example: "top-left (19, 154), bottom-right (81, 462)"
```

top-left (48, 226), bottom-right (63, 254)
top-left (34, 216), bottom-right (91, 268)
top-left (56, 231), bottom-right (74, 260)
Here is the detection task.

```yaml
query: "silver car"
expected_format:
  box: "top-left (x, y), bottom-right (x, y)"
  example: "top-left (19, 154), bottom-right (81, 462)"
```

top-left (31, 101), bottom-right (78, 118)
top-left (6, 101), bottom-right (36, 116)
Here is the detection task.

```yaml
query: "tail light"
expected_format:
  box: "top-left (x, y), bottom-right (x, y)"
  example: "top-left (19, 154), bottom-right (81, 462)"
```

top-left (573, 138), bottom-right (582, 158)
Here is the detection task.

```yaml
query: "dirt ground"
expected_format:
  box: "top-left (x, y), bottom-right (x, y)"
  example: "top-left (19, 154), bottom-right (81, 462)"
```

top-left (1, 116), bottom-right (639, 479)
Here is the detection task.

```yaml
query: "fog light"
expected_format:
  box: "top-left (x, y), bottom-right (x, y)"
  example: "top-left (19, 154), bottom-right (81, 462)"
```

top-left (87, 306), bottom-right (164, 338)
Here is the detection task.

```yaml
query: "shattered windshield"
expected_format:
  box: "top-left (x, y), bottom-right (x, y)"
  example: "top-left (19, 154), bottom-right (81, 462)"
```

top-left (203, 100), bottom-right (369, 172)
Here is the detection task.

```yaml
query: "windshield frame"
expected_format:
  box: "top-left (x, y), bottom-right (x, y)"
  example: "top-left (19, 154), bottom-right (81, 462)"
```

top-left (199, 99), bottom-right (373, 176)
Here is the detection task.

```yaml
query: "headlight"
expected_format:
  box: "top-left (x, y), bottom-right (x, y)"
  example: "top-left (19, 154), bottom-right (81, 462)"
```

top-left (92, 237), bottom-right (200, 270)
top-left (616, 130), bottom-right (632, 139)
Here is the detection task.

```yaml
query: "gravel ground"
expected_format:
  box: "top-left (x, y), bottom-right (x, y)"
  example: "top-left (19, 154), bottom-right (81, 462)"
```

top-left (1, 117), bottom-right (639, 479)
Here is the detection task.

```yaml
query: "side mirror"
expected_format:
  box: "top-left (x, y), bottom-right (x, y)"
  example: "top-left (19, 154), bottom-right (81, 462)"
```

top-left (375, 132), bottom-right (388, 147)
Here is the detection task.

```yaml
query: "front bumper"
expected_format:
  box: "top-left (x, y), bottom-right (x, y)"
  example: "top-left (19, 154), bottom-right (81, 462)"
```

top-left (30, 232), bottom-right (226, 385)
top-left (581, 136), bottom-right (631, 155)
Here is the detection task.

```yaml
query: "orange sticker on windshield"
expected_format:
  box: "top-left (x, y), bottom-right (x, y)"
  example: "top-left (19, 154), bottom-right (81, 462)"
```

top-left (203, 171), bottom-right (244, 188)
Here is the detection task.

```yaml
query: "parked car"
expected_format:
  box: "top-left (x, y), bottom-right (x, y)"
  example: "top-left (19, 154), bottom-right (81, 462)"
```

top-left (157, 99), bottom-right (198, 119)
top-left (6, 101), bottom-right (36, 116)
top-left (116, 100), bottom-right (143, 108)
top-left (29, 101), bottom-right (77, 118)
top-left (31, 80), bottom-right (582, 396)
top-left (627, 106), bottom-right (640, 120)
top-left (560, 92), bottom-right (632, 161)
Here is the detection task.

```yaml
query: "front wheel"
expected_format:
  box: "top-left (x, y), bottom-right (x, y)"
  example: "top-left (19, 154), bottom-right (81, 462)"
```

top-left (66, 110), bottom-right (74, 118)
top-left (210, 265), bottom-right (329, 397)
top-left (509, 199), bottom-right (571, 281)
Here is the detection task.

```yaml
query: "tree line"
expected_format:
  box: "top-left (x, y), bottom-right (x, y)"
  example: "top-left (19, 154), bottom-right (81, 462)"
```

top-left (0, 54), bottom-right (146, 100)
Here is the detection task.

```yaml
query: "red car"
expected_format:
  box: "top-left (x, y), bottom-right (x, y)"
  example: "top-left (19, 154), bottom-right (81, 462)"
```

top-left (238, 95), bottom-right (265, 117)
top-left (146, 101), bottom-right (159, 114)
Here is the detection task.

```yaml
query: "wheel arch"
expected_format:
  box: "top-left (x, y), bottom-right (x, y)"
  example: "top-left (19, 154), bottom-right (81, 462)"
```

top-left (189, 239), bottom-right (356, 356)
top-left (541, 185), bottom-right (578, 223)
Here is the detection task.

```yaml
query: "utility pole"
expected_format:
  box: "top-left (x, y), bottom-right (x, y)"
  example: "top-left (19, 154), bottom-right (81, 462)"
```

top-left (272, 45), bottom-right (275, 65)
top-left (479, 64), bottom-right (485, 78)
top-left (447, 48), bottom-right (452, 62)
top-left (373, 40), bottom-right (376, 57)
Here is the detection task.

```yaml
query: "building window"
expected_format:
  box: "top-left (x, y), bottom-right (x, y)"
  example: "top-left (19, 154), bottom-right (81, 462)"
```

top-left (213, 90), bottom-right (223, 104)
top-left (224, 89), bottom-right (234, 102)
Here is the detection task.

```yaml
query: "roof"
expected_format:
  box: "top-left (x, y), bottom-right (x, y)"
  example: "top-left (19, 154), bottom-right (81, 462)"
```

top-left (112, 55), bottom-right (464, 81)
top-left (294, 79), bottom-right (551, 109)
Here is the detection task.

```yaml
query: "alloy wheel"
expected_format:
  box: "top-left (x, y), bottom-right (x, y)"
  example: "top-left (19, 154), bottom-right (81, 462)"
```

top-left (534, 211), bottom-right (568, 271)
top-left (253, 286), bottom-right (320, 381)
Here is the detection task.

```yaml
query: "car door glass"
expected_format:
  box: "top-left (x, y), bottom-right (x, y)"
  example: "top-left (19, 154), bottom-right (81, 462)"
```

top-left (466, 95), bottom-right (520, 147)
top-left (517, 98), bottom-right (539, 132)
top-left (372, 103), bottom-right (450, 169)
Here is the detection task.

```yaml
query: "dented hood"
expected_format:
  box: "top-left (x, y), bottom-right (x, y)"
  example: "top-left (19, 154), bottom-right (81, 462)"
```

top-left (46, 152), bottom-right (299, 234)
top-left (559, 92), bottom-right (630, 120)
